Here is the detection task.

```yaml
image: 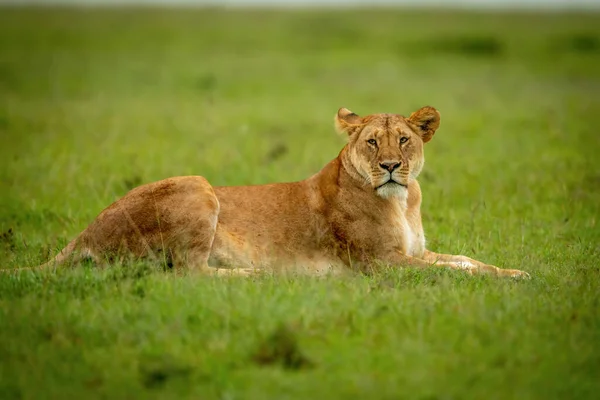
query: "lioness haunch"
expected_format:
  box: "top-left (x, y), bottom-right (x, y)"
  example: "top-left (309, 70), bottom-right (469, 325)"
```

top-left (30, 107), bottom-right (529, 278)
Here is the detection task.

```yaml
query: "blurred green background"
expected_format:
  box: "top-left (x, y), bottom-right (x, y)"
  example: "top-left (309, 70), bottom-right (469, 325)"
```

top-left (0, 4), bottom-right (599, 399)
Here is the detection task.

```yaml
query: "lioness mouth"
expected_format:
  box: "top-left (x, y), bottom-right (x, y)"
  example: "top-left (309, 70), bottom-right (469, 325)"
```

top-left (377, 180), bottom-right (408, 189)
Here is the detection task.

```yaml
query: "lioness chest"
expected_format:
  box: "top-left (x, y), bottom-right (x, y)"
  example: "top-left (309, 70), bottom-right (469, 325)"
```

top-left (387, 201), bottom-right (425, 258)
top-left (399, 212), bottom-right (425, 258)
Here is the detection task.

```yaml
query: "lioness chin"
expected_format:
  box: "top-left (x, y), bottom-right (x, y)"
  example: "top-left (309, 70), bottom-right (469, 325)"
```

top-left (17, 106), bottom-right (529, 278)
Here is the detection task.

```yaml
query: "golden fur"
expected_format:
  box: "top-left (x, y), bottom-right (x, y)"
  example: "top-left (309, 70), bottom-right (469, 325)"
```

top-left (20, 107), bottom-right (529, 278)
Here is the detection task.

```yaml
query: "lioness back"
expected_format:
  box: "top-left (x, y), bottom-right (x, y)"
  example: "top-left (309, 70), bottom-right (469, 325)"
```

top-left (208, 159), bottom-right (342, 272)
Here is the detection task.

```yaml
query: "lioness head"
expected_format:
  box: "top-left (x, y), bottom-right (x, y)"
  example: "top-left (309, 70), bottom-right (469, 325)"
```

top-left (335, 106), bottom-right (440, 199)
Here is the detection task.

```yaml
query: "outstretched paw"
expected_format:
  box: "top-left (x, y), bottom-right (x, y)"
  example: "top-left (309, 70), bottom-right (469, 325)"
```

top-left (499, 268), bottom-right (531, 279)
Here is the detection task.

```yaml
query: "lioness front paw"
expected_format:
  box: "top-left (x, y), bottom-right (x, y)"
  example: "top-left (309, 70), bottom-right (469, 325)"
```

top-left (498, 268), bottom-right (531, 279)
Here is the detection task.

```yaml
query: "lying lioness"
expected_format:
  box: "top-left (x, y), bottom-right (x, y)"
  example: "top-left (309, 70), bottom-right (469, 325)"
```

top-left (28, 107), bottom-right (528, 278)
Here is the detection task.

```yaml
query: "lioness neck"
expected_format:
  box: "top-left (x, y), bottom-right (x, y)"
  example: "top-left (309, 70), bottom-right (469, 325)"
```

top-left (308, 148), bottom-right (408, 213)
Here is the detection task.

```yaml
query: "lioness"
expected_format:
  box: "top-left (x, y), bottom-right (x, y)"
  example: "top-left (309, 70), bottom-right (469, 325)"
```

top-left (26, 106), bottom-right (528, 278)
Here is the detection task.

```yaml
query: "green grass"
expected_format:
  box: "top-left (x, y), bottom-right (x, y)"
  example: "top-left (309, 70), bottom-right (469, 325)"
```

top-left (1, 6), bottom-right (599, 399)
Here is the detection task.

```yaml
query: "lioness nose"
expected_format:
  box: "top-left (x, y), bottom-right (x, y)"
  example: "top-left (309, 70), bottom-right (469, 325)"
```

top-left (379, 161), bottom-right (401, 172)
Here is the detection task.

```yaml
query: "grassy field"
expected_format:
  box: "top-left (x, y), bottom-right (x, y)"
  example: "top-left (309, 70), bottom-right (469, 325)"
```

top-left (1, 6), bottom-right (599, 399)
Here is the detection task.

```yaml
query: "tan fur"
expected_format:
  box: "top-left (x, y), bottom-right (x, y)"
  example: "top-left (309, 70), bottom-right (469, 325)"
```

top-left (14, 107), bottom-right (529, 278)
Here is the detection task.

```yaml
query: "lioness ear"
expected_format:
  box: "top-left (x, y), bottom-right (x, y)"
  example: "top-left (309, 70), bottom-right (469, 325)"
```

top-left (335, 107), bottom-right (362, 135)
top-left (407, 106), bottom-right (440, 143)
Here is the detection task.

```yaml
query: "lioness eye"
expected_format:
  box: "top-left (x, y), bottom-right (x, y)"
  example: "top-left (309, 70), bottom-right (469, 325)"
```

top-left (400, 137), bottom-right (409, 144)
top-left (367, 139), bottom-right (377, 146)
